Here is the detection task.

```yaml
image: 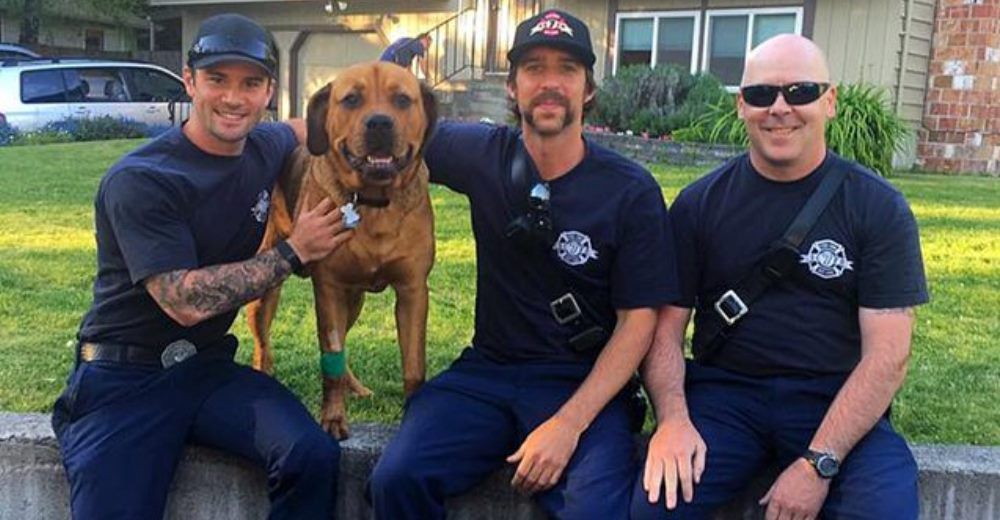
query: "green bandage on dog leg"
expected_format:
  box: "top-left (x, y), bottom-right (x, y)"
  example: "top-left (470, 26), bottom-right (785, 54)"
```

top-left (321, 351), bottom-right (346, 377)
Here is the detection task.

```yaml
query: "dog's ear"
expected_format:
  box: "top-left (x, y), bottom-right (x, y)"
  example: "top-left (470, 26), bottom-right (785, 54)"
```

top-left (419, 81), bottom-right (439, 147)
top-left (306, 83), bottom-right (332, 156)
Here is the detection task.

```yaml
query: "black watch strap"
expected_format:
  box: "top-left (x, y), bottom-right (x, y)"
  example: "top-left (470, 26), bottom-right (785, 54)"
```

top-left (803, 449), bottom-right (840, 479)
top-left (275, 240), bottom-right (304, 272)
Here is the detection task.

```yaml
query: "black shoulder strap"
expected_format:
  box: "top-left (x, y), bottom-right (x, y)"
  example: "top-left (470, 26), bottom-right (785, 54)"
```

top-left (508, 137), bottom-right (613, 353)
top-left (694, 165), bottom-right (849, 363)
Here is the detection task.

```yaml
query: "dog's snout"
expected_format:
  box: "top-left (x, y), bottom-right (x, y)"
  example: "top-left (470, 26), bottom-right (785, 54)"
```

top-left (365, 114), bottom-right (394, 132)
top-left (364, 114), bottom-right (395, 152)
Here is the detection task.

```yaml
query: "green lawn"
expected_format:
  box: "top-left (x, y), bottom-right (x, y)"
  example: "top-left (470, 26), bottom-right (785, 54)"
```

top-left (0, 139), bottom-right (996, 444)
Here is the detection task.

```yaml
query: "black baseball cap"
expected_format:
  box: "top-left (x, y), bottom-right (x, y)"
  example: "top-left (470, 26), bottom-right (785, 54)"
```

top-left (507, 10), bottom-right (595, 69)
top-left (187, 14), bottom-right (278, 78)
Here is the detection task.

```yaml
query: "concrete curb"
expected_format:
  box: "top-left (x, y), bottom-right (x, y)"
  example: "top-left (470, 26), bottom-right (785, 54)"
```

top-left (1, 412), bottom-right (997, 519)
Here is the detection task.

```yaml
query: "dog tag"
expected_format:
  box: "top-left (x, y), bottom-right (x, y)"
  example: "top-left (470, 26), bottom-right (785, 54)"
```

top-left (161, 339), bottom-right (197, 369)
top-left (340, 202), bottom-right (361, 229)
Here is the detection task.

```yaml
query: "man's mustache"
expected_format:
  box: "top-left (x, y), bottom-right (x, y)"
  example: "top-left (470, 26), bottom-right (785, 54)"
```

top-left (529, 91), bottom-right (570, 111)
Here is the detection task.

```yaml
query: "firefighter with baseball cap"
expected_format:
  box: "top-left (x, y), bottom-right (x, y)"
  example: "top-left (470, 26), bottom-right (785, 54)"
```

top-left (52, 13), bottom-right (349, 519)
top-left (369, 9), bottom-right (678, 519)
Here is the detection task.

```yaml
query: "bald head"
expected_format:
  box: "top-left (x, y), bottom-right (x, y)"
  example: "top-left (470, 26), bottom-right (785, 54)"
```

top-left (741, 34), bottom-right (830, 87)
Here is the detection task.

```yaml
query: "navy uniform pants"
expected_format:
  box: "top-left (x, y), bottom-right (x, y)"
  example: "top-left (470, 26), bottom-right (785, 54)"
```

top-left (631, 362), bottom-right (918, 520)
top-left (52, 339), bottom-right (339, 520)
top-left (369, 347), bottom-right (638, 520)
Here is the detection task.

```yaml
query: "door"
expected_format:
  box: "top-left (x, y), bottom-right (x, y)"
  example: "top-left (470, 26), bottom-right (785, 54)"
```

top-left (122, 66), bottom-right (189, 127)
top-left (296, 31), bottom-right (383, 117)
top-left (484, 0), bottom-right (539, 73)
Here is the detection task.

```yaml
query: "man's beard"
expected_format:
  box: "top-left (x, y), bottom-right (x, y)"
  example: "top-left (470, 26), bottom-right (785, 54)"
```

top-left (523, 91), bottom-right (574, 136)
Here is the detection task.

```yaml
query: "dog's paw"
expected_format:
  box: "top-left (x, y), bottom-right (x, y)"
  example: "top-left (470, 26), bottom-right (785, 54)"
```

top-left (320, 402), bottom-right (350, 439)
top-left (346, 369), bottom-right (373, 398)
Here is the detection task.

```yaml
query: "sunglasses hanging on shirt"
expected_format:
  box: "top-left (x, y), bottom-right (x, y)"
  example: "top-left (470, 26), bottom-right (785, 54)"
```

top-left (740, 82), bottom-right (831, 108)
top-left (505, 182), bottom-right (554, 250)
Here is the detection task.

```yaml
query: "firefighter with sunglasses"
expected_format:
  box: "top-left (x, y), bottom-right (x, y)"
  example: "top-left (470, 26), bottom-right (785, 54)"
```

top-left (633, 34), bottom-right (927, 520)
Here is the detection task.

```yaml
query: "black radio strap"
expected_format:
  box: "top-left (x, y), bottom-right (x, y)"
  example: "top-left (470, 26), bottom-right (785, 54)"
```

top-left (694, 164), bottom-right (848, 363)
top-left (508, 137), bottom-right (613, 355)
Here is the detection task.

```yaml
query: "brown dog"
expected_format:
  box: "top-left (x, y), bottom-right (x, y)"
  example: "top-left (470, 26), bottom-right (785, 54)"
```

top-left (247, 62), bottom-right (437, 439)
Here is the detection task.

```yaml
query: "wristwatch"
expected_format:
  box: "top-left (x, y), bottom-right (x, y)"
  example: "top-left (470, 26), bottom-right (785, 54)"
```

top-left (275, 240), bottom-right (304, 272)
top-left (803, 449), bottom-right (840, 479)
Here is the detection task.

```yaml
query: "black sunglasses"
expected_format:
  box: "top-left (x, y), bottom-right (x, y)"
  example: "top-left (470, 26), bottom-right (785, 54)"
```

top-left (740, 82), bottom-right (831, 108)
top-left (187, 35), bottom-right (277, 74)
top-left (505, 182), bottom-right (553, 249)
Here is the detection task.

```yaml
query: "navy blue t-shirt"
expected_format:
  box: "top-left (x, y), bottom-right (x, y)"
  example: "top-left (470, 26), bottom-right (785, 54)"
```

top-left (77, 123), bottom-right (298, 349)
top-left (673, 152), bottom-right (928, 376)
top-left (379, 37), bottom-right (426, 67)
top-left (425, 121), bottom-right (679, 363)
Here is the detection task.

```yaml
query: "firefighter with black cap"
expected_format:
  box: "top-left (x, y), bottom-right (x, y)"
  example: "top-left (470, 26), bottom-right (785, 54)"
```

top-left (369, 9), bottom-right (679, 519)
top-left (52, 13), bottom-right (351, 519)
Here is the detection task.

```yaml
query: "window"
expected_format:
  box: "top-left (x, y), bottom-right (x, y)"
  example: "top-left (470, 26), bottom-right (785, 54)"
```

top-left (704, 8), bottom-right (801, 88)
top-left (63, 68), bottom-right (132, 102)
top-left (85, 29), bottom-right (104, 52)
top-left (21, 70), bottom-right (68, 103)
top-left (613, 8), bottom-right (801, 87)
top-left (124, 68), bottom-right (186, 102)
top-left (615, 12), bottom-right (699, 74)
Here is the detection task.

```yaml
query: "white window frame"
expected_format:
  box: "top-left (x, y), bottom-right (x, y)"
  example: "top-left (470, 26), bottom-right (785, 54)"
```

top-left (702, 7), bottom-right (804, 91)
top-left (613, 11), bottom-right (701, 76)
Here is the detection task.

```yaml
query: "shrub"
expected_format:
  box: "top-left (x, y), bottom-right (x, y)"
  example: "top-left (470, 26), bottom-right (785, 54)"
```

top-left (1, 116), bottom-right (160, 146)
top-left (590, 65), bottom-right (728, 137)
top-left (43, 116), bottom-right (149, 141)
top-left (0, 120), bottom-right (17, 146)
top-left (672, 94), bottom-right (747, 147)
top-left (672, 83), bottom-right (910, 176)
top-left (827, 84), bottom-right (910, 176)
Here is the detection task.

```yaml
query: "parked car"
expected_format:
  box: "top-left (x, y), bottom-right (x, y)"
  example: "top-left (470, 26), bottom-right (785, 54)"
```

top-left (0, 58), bottom-right (190, 132)
top-left (0, 43), bottom-right (41, 60)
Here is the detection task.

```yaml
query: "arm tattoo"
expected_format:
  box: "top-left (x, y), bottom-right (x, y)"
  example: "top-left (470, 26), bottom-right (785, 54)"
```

top-left (868, 307), bottom-right (914, 316)
top-left (149, 248), bottom-right (293, 322)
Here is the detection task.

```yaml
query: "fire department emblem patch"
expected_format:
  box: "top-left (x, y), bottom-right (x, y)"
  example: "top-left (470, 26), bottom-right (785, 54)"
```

top-left (553, 230), bottom-right (598, 266)
top-left (799, 239), bottom-right (854, 279)
top-left (251, 190), bottom-right (270, 223)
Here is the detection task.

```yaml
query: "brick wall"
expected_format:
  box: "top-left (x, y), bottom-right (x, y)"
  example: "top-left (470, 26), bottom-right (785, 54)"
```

top-left (918, 0), bottom-right (1000, 175)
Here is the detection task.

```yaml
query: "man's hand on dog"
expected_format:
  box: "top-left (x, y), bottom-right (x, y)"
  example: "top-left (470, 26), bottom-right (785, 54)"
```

top-left (507, 415), bottom-right (583, 494)
top-left (287, 198), bottom-right (353, 263)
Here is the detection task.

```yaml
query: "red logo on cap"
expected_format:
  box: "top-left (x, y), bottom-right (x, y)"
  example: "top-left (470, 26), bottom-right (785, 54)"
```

top-left (530, 12), bottom-right (574, 38)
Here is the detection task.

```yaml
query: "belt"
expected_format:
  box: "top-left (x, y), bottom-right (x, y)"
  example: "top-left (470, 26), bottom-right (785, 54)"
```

top-left (78, 339), bottom-right (203, 369)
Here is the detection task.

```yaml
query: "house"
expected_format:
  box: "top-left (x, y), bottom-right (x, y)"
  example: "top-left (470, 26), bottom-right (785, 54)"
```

top-left (149, 0), bottom-right (998, 174)
top-left (0, 0), bottom-right (149, 56)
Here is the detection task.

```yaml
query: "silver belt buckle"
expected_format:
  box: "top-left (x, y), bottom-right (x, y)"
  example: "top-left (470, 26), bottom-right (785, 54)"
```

top-left (161, 339), bottom-right (197, 369)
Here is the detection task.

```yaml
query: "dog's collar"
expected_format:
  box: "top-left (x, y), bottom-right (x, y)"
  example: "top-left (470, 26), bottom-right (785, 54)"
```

top-left (351, 192), bottom-right (390, 208)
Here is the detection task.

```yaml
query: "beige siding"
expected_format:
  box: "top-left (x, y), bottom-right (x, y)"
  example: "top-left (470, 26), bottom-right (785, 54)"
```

top-left (813, 0), bottom-right (933, 127)
top-left (617, 0), bottom-right (701, 10)
top-left (813, 0), bottom-right (901, 86)
top-left (552, 0), bottom-right (612, 79)
top-left (895, 0), bottom-right (935, 126)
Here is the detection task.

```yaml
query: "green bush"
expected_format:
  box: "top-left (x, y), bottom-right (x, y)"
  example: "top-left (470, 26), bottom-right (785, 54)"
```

top-left (590, 65), bottom-right (727, 137)
top-left (672, 83), bottom-right (910, 175)
top-left (1, 116), bottom-right (165, 147)
top-left (672, 94), bottom-right (747, 147)
top-left (827, 84), bottom-right (910, 176)
top-left (0, 121), bottom-right (16, 146)
top-left (43, 116), bottom-right (150, 141)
